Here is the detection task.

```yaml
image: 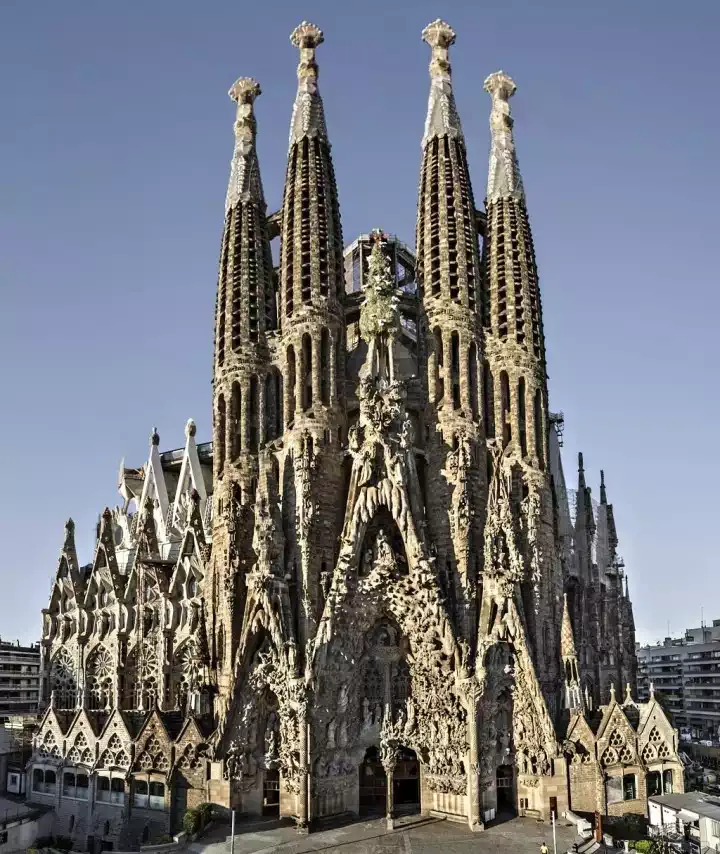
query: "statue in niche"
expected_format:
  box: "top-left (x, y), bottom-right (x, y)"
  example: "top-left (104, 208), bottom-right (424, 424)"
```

top-left (326, 719), bottom-right (336, 749)
top-left (362, 697), bottom-right (373, 729)
top-left (338, 683), bottom-right (349, 714)
top-left (264, 711), bottom-right (279, 762)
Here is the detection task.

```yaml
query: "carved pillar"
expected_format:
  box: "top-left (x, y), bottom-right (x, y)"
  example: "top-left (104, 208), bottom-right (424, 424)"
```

top-left (240, 378), bottom-right (250, 455)
top-left (296, 341), bottom-right (305, 413)
top-left (428, 351), bottom-right (438, 405)
top-left (460, 340), bottom-right (471, 412)
top-left (296, 690), bottom-right (310, 832)
top-left (381, 745), bottom-right (397, 831)
top-left (466, 682), bottom-right (483, 831)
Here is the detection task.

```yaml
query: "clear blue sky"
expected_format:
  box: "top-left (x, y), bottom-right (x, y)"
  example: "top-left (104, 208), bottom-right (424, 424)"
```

top-left (1, 1), bottom-right (718, 647)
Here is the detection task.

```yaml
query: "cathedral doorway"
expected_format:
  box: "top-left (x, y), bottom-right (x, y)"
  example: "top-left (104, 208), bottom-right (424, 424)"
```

top-left (394, 747), bottom-right (420, 814)
top-left (496, 764), bottom-right (516, 815)
top-left (359, 747), bottom-right (386, 815)
top-left (262, 770), bottom-right (280, 816)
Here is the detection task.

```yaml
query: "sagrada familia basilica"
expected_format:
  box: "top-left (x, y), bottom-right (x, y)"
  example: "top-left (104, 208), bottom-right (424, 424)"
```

top-left (28, 20), bottom-right (683, 849)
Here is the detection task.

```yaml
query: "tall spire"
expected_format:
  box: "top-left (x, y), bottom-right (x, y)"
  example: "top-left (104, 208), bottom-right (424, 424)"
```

top-left (480, 71), bottom-right (545, 365)
top-left (421, 19), bottom-right (463, 144)
top-left (484, 71), bottom-right (524, 202)
top-left (280, 21), bottom-right (343, 320)
top-left (225, 77), bottom-right (264, 213)
top-left (600, 469), bottom-right (607, 505)
top-left (214, 75), bottom-right (274, 373)
top-left (288, 22), bottom-right (328, 147)
top-left (416, 19), bottom-right (481, 312)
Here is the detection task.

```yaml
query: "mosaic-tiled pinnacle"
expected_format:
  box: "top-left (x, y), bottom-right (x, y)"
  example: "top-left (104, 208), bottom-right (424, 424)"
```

top-left (484, 70), bottom-right (525, 201)
top-left (225, 77), bottom-right (265, 214)
top-left (422, 19), bottom-right (463, 145)
top-left (288, 21), bottom-right (329, 148)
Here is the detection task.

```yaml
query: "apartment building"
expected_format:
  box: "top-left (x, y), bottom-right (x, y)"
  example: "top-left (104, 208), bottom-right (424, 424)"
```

top-left (638, 622), bottom-right (720, 742)
top-left (0, 638), bottom-right (41, 719)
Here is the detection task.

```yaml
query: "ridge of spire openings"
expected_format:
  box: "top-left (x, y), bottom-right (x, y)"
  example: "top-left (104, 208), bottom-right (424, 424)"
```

top-left (416, 20), bottom-right (481, 312)
top-left (280, 21), bottom-right (343, 319)
top-left (214, 78), bottom-right (275, 368)
top-left (481, 71), bottom-right (545, 363)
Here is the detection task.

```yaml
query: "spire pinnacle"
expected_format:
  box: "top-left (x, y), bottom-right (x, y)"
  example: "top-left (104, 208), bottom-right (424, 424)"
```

top-left (561, 594), bottom-right (578, 660)
top-left (609, 682), bottom-right (616, 704)
top-left (421, 19), bottom-right (462, 145)
top-left (600, 469), bottom-right (607, 504)
top-left (288, 22), bottom-right (328, 147)
top-left (577, 452), bottom-right (586, 489)
top-left (484, 70), bottom-right (524, 202)
top-left (225, 77), bottom-right (264, 213)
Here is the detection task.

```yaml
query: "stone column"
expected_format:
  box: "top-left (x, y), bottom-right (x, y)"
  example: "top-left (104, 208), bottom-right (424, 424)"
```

top-left (296, 689), bottom-right (310, 833)
top-left (296, 340), bottom-right (305, 413)
top-left (329, 334), bottom-right (337, 403)
top-left (460, 339), bottom-right (471, 412)
top-left (240, 378), bottom-right (250, 457)
top-left (443, 335), bottom-right (452, 408)
top-left (465, 682), bottom-right (483, 831)
top-left (380, 745), bottom-right (397, 831)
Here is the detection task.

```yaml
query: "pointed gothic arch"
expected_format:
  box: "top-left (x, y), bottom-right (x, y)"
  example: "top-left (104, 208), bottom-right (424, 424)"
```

top-left (86, 645), bottom-right (114, 710)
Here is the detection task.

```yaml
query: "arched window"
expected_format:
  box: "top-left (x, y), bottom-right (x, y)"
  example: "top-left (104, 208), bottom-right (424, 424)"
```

top-left (451, 331), bottom-right (460, 409)
top-left (518, 377), bottom-right (527, 456)
top-left (216, 395), bottom-right (226, 476)
top-left (231, 382), bottom-right (241, 458)
top-left (500, 371), bottom-right (511, 448)
top-left (302, 333), bottom-right (312, 410)
top-left (468, 342), bottom-right (479, 421)
top-left (86, 645), bottom-right (114, 711)
top-left (534, 388), bottom-right (544, 469)
top-left (320, 328), bottom-right (330, 405)
top-left (248, 375), bottom-right (258, 452)
top-left (286, 346), bottom-right (296, 425)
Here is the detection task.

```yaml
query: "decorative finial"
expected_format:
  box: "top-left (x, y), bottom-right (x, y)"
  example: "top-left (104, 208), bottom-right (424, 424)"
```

top-left (600, 469), bottom-right (607, 504)
top-left (225, 78), bottom-right (263, 213)
top-left (228, 77), bottom-right (260, 139)
top-left (649, 681), bottom-right (655, 699)
top-left (609, 682), bottom-right (616, 703)
top-left (484, 70), bottom-right (524, 202)
top-left (185, 418), bottom-right (197, 439)
top-left (484, 70), bottom-right (517, 102)
top-left (625, 683), bottom-right (633, 704)
top-left (422, 19), bottom-right (456, 79)
top-left (151, 427), bottom-right (160, 446)
top-left (578, 452), bottom-right (584, 472)
top-left (65, 518), bottom-right (75, 534)
top-left (290, 21), bottom-right (323, 79)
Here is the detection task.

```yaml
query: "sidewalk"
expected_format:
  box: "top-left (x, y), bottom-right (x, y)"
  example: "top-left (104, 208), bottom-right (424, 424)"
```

top-left (189, 813), bottom-right (580, 854)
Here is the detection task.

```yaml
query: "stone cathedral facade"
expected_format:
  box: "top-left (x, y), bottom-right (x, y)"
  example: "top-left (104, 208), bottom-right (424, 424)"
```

top-left (29, 21), bottom-right (683, 849)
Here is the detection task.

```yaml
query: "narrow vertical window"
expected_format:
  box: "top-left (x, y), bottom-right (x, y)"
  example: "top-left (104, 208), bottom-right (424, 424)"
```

top-left (286, 346), bottom-right (296, 425)
top-left (500, 371), bottom-right (511, 448)
top-left (483, 362), bottom-right (495, 438)
top-left (275, 370), bottom-right (283, 437)
top-left (231, 382), bottom-right (241, 458)
top-left (216, 395), bottom-right (226, 476)
top-left (518, 377), bottom-right (527, 456)
top-left (264, 373), bottom-right (275, 442)
top-left (469, 342), bottom-right (479, 421)
top-left (451, 331), bottom-right (460, 410)
top-left (433, 327), bottom-right (444, 404)
top-left (302, 333), bottom-right (313, 410)
top-left (320, 328), bottom-right (330, 405)
top-left (534, 388), bottom-right (544, 469)
top-left (248, 375), bottom-right (258, 452)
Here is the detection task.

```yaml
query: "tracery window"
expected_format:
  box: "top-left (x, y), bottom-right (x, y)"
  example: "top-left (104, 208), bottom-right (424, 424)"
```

top-left (123, 643), bottom-right (159, 710)
top-left (86, 645), bottom-right (114, 710)
top-left (50, 647), bottom-right (78, 710)
top-left (172, 639), bottom-right (201, 711)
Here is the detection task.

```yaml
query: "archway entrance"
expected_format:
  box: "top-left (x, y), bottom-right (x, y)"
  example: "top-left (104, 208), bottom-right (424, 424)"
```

top-left (359, 747), bottom-right (386, 815)
top-left (262, 770), bottom-right (280, 816)
top-left (394, 747), bottom-right (420, 814)
top-left (496, 764), bottom-right (516, 815)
